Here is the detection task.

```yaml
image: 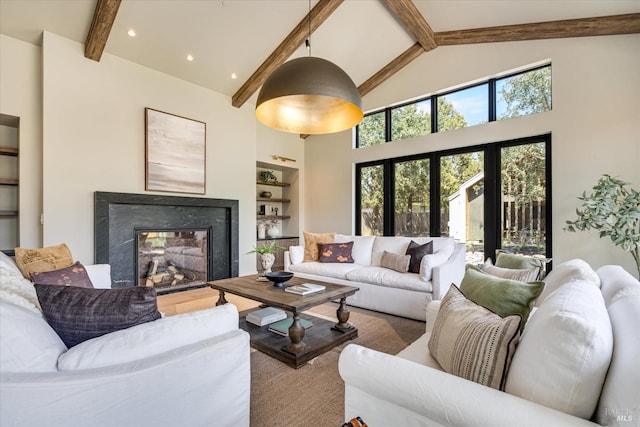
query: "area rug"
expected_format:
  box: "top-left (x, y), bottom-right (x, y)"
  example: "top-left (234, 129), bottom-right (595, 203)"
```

top-left (249, 303), bottom-right (426, 426)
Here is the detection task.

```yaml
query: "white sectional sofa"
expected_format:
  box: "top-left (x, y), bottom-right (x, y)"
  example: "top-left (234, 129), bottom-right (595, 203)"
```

top-left (0, 253), bottom-right (251, 427)
top-left (285, 235), bottom-right (466, 320)
top-left (339, 260), bottom-right (640, 426)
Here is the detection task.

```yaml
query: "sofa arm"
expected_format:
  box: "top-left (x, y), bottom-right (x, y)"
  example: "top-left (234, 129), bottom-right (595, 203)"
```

top-left (84, 264), bottom-right (112, 289)
top-left (339, 344), bottom-right (598, 427)
top-left (431, 243), bottom-right (466, 300)
top-left (1, 329), bottom-right (251, 427)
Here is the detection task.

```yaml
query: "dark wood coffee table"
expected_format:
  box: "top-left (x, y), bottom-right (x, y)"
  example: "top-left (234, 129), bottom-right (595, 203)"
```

top-left (208, 275), bottom-right (359, 368)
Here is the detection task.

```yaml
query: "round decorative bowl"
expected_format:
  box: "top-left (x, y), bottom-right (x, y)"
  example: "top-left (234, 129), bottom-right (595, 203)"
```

top-left (265, 271), bottom-right (294, 288)
top-left (260, 191), bottom-right (272, 198)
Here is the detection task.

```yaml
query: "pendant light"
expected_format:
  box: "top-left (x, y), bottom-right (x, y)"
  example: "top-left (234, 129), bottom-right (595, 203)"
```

top-left (255, 2), bottom-right (363, 135)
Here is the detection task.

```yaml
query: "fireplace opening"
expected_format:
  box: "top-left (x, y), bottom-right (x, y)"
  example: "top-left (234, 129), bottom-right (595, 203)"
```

top-left (136, 228), bottom-right (209, 293)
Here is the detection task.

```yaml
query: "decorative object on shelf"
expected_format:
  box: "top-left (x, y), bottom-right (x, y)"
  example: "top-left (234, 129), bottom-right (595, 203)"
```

top-left (267, 223), bottom-right (280, 238)
top-left (264, 271), bottom-right (294, 288)
top-left (257, 223), bottom-right (266, 239)
top-left (565, 173), bottom-right (640, 278)
top-left (254, 1), bottom-right (362, 135)
top-left (247, 241), bottom-right (284, 273)
top-left (259, 205), bottom-right (266, 215)
top-left (260, 191), bottom-right (272, 198)
top-left (259, 170), bottom-right (278, 184)
top-left (145, 108), bottom-right (205, 194)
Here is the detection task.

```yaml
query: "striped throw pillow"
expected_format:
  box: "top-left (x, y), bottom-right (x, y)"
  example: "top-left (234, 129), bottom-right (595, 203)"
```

top-left (428, 285), bottom-right (521, 390)
top-left (380, 250), bottom-right (410, 273)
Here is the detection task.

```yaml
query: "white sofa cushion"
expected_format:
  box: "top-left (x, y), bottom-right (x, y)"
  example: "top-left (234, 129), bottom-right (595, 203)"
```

top-left (419, 249), bottom-right (452, 282)
top-left (0, 268), bottom-right (41, 313)
top-left (58, 303), bottom-right (239, 370)
top-left (334, 234), bottom-right (376, 266)
top-left (0, 251), bottom-right (22, 276)
top-left (505, 280), bottom-right (613, 419)
top-left (0, 301), bottom-right (67, 372)
top-left (371, 236), bottom-right (413, 266)
top-left (345, 267), bottom-right (432, 292)
top-left (536, 258), bottom-right (600, 307)
top-left (595, 265), bottom-right (640, 426)
top-left (288, 246), bottom-right (305, 265)
top-left (288, 261), bottom-right (363, 280)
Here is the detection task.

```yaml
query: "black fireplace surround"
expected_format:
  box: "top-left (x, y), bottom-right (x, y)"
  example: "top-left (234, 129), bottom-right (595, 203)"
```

top-left (95, 192), bottom-right (239, 290)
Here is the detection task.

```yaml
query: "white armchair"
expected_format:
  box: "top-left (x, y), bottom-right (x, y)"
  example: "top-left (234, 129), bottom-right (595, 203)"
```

top-left (0, 258), bottom-right (251, 427)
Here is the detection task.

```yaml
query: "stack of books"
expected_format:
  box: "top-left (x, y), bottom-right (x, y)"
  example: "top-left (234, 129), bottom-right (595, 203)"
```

top-left (268, 317), bottom-right (313, 337)
top-left (284, 283), bottom-right (326, 295)
top-left (245, 307), bottom-right (287, 326)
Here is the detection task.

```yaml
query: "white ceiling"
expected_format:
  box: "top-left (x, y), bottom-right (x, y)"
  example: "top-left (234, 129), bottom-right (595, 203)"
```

top-left (1, 0), bottom-right (639, 104)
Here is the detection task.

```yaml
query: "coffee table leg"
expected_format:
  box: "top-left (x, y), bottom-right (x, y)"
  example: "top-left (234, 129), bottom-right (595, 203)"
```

top-left (335, 297), bottom-right (352, 331)
top-left (215, 290), bottom-right (228, 306)
top-left (284, 313), bottom-right (308, 354)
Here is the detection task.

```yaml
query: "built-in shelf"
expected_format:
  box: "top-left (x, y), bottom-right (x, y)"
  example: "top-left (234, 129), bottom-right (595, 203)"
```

top-left (0, 210), bottom-right (18, 217)
top-left (0, 147), bottom-right (18, 156)
top-left (257, 215), bottom-right (291, 220)
top-left (0, 178), bottom-right (19, 186)
top-left (256, 181), bottom-right (290, 187)
top-left (257, 197), bottom-right (290, 203)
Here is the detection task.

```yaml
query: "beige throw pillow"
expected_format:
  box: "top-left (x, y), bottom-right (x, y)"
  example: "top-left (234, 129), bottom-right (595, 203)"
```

top-left (380, 250), bottom-right (410, 273)
top-left (428, 285), bottom-right (521, 391)
top-left (482, 258), bottom-right (540, 283)
top-left (14, 243), bottom-right (74, 279)
top-left (303, 231), bottom-right (335, 262)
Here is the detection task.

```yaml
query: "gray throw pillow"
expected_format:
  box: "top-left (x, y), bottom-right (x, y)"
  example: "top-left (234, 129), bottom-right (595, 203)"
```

top-left (34, 284), bottom-right (161, 347)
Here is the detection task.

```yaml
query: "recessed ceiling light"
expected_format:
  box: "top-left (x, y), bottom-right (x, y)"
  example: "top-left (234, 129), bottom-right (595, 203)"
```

top-left (187, 55), bottom-right (194, 62)
top-left (231, 73), bottom-right (237, 79)
top-left (127, 29), bottom-right (136, 37)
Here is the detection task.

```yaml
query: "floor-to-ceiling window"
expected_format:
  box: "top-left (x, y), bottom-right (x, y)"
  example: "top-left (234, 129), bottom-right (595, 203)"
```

top-left (355, 135), bottom-right (551, 263)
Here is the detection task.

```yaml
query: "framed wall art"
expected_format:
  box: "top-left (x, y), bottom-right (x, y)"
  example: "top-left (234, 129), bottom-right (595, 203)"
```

top-left (145, 108), bottom-right (206, 194)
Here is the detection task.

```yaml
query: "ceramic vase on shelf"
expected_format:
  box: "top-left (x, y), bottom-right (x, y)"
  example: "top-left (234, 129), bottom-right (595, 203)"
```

top-left (267, 223), bottom-right (280, 238)
top-left (259, 253), bottom-right (275, 273)
top-left (257, 223), bottom-right (266, 239)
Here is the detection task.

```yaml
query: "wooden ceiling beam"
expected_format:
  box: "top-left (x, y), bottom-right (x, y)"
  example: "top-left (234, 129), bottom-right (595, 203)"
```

top-left (382, 0), bottom-right (437, 51)
top-left (232, 0), bottom-right (343, 108)
top-left (435, 13), bottom-right (640, 46)
top-left (84, 0), bottom-right (121, 61)
top-left (358, 42), bottom-right (424, 97)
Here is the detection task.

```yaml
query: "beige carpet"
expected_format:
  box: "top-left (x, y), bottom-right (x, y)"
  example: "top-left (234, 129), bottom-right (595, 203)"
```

top-left (249, 303), bottom-right (426, 427)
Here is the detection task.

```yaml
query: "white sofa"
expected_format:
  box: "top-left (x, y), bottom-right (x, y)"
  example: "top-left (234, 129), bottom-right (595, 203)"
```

top-left (285, 235), bottom-right (466, 320)
top-left (339, 261), bottom-right (640, 426)
top-left (0, 253), bottom-right (251, 427)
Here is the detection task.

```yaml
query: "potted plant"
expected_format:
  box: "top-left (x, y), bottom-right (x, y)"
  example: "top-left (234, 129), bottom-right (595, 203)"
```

top-left (564, 174), bottom-right (640, 278)
top-left (259, 170), bottom-right (278, 184)
top-left (247, 241), bottom-right (285, 273)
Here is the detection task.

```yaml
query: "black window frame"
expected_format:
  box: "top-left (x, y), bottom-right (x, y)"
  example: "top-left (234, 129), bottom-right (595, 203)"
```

top-left (355, 134), bottom-right (552, 263)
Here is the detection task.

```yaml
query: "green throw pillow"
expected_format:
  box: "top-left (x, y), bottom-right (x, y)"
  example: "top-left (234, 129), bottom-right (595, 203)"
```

top-left (460, 265), bottom-right (545, 331)
top-left (495, 251), bottom-right (548, 273)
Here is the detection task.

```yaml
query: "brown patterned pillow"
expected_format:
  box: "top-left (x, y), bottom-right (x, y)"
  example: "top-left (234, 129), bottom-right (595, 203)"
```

top-left (380, 250), bottom-right (410, 273)
top-left (318, 242), bottom-right (354, 263)
top-left (303, 231), bottom-right (335, 262)
top-left (428, 285), bottom-right (521, 390)
top-left (15, 243), bottom-right (74, 279)
top-left (406, 240), bottom-right (433, 273)
top-left (30, 261), bottom-right (94, 288)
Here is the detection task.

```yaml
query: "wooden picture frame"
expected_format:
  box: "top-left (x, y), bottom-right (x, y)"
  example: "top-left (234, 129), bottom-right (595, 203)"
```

top-left (145, 108), bottom-right (206, 194)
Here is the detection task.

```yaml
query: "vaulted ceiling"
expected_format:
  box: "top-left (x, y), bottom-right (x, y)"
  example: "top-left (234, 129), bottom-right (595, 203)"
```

top-left (2, 0), bottom-right (639, 109)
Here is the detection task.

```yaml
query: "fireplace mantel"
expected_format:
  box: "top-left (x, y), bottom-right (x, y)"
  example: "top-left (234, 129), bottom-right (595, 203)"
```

top-left (95, 192), bottom-right (239, 289)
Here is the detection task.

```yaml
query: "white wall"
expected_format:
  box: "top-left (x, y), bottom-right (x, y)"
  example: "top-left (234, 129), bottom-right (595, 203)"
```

top-left (0, 35), bottom-right (42, 249)
top-left (39, 32), bottom-right (264, 272)
top-left (304, 34), bottom-right (640, 276)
